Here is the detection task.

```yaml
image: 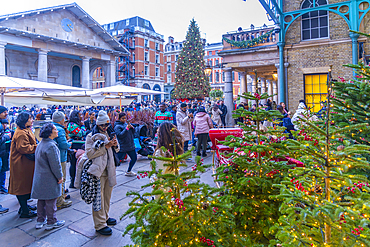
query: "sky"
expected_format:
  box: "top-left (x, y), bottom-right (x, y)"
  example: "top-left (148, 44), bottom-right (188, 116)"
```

top-left (0, 0), bottom-right (273, 44)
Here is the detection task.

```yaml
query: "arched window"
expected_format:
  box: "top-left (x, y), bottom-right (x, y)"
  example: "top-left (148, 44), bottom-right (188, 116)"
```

top-left (301, 0), bottom-right (328, 40)
top-left (72, 65), bottom-right (81, 87)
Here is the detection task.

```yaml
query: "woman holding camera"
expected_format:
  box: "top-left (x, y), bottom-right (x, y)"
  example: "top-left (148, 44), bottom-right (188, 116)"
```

top-left (84, 110), bottom-right (119, 236)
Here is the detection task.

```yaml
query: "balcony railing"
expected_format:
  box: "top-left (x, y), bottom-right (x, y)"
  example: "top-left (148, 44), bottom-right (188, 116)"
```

top-left (222, 25), bottom-right (278, 50)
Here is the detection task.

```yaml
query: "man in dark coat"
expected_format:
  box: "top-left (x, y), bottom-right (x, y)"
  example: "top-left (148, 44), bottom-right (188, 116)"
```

top-left (0, 106), bottom-right (9, 214)
top-left (219, 100), bottom-right (228, 127)
top-left (84, 111), bottom-right (96, 133)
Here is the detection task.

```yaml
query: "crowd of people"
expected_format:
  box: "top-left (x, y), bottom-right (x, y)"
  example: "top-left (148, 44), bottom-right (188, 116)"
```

top-left (0, 96), bottom-right (322, 235)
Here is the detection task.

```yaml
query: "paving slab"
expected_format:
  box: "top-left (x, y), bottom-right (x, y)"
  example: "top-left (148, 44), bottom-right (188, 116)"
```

top-left (68, 215), bottom-right (96, 239)
top-left (27, 228), bottom-right (90, 247)
top-left (81, 228), bottom-right (133, 247)
top-left (71, 201), bottom-right (91, 215)
top-left (0, 211), bottom-right (33, 233)
top-left (0, 228), bottom-right (35, 246)
top-left (18, 207), bottom-right (88, 239)
top-left (113, 214), bottom-right (136, 232)
top-left (122, 176), bottom-right (150, 190)
top-left (108, 196), bottom-right (133, 222)
top-left (110, 185), bottom-right (132, 203)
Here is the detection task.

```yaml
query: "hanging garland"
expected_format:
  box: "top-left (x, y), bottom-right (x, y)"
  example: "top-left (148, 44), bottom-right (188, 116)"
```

top-left (223, 29), bottom-right (274, 48)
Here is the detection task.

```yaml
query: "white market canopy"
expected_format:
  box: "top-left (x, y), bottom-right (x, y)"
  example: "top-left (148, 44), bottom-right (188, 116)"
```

top-left (0, 75), bottom-right (87, 93)
top-left (90, 84), bottom-right (167, 96)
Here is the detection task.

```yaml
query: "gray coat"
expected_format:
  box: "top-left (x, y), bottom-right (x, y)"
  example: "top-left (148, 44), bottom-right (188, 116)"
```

top-left (31, 138), bottom-right (63, 200)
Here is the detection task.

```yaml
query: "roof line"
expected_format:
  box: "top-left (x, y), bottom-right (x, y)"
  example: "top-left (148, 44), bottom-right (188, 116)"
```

top-left (0, 2), bottom-right (129, 55)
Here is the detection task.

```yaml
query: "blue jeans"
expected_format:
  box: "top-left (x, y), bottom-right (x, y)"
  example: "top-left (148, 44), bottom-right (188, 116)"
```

top-left (0, 157), bottom-right (7, 190)
top-left (118, 150), bottom-right (137, 172)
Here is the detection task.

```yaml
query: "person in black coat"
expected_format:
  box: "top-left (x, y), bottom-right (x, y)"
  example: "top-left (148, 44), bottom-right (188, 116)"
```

top-left (84, 111), bottom-right (96, 132)
top-left (114, 112), bottom-right (137, 176)
top-left (219, 100), bottom-right (227, 127)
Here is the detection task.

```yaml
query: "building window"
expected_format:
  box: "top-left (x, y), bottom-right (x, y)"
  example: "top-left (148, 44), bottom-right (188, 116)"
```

top-left (304, 73), bottom-right (328, 112)
top-left (109, 23), bottom-right (114, 30)
top-left (132, 53), bottom-right (135, 61)
top-left (155, 43), bottom-right (159, 50)
top-left (215, 60), bottom-right (219, 66)
top-left (168, 55), bottom-right (171, 62)
top-left (222, 72), bottom-right (225, 82)
top-left (167, 65), bottom-right (171, 72)
top-left (144, 52), bottom-right (148, 61)
top-left (209, 60), bottom-right (212, 66)
top-left (238, 73), bottom-right (241, 81)
top-left (144, 65), bottom-right (148, 76)
top-left (155, 67), bottom-right (159, 77)
top-left (155, 54), bottom-right (159, 63)
top-left (301, 0), bottom-right (328, 40)
top-left (112, 31), bottom-right (117, 36)
top-left (209, 72), bottom-right (213, 83)
top-left (132, 39), bottom-right (135, 47)
top-left (103, 24), bottom-right (108, 30)
top-left (144, 39), bottom-right (149, 47)
top-left (132, 67), bottom-right (135, 77)
top-left (215, 72), bottom-right (219, 82)
top-left (72, 65), bottom-right (81, 87)
top-left (232, 72), bottom-right (235, 81)
top-left (167, 74), bottom-right (171, 83)
top-left (126, 19), bottom-right (129, 26)
top-left (208, 51), bottom-right (212, 56)
top-left (175, 55), bottom-right (178, 61)
top-left (145, 20), bottom-right (149, 27)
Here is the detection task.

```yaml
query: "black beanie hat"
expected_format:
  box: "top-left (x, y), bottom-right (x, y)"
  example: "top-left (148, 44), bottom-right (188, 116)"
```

top-left (0, 106), bottom-right (7, 114)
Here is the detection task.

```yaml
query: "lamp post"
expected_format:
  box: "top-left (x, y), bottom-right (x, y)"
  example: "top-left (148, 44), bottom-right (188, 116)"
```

top-left (204, 64), bottom-right (212, 77)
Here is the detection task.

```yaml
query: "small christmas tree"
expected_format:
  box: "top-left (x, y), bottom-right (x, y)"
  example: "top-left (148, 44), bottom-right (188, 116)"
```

top-left (173, 19), bottom-right (210, 99)
top-left (122, 128), bottom-right (242, 246)
top-left (272, 72), bottom-right (370, 246)
top-left (214, 90), bottom-right (293, 245)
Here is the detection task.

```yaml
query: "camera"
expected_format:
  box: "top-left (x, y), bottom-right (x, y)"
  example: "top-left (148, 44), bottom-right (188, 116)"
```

top-left (94, 139), bottom-right (104, 149)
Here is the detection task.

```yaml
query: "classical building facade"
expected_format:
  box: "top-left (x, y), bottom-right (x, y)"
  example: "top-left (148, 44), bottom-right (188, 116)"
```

top-left (204, 42), bottom-right (241, 99)
top-left (104, 17), bottom-right (164, 102)
top-left (221, 0), bottom-right (370, 122)
top-left (0, 3), bottom-right (128, 89)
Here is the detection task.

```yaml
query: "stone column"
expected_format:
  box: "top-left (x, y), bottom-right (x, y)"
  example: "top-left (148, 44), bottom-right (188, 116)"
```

top-left (81, 56), bottom-right (91, 89)
top-left (273, 81), bottom-right (278, 103)
top-left (247, 75), bottom-right (253, 93)
top-left (267, 79), bottom-right (273, 99)
top-left (239, 72), bottom-right (247, 103)
top-left (37, 49), bottom-right (49, 82)
top-left (260, 77), bottom-right (267, 104)
top-left (223, 67), bottom-right (234, 127)
top-left (0, 42), bottom-right (6, 76)
top-left (106, 60), bottom-right (116, 87)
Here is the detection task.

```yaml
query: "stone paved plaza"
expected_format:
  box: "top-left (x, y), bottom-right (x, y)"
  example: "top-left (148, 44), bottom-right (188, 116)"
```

top-left (0, 153), bottom-right (214, 247)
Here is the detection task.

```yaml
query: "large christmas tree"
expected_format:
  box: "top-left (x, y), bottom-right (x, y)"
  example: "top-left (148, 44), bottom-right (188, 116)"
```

top-left (173, 19), bottom-right (210, 99)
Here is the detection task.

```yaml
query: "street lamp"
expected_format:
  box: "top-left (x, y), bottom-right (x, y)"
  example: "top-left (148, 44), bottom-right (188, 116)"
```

top-left (204, 64), bottom-right (212, 76)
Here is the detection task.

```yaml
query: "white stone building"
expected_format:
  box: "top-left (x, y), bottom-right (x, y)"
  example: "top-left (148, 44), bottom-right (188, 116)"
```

top-left (0, 3), bottom-right (129, 89)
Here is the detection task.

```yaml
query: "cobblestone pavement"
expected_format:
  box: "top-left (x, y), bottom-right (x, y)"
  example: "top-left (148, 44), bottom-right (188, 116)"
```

top-left (0, 151), bottom-right (215, 246)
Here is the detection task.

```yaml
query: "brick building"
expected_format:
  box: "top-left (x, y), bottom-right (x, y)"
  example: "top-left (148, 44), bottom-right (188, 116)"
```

top-left (0, 3), bottom-right (128, 89)
top-left (220, 0), bottom-right (370, 118)
top-left (104, 17), bottom-right (165, 102)
top-left (163, 37), bottom-right (241, 100)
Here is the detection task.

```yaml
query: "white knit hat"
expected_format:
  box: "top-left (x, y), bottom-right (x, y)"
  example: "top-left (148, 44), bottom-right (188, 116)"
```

top-left (96, 110), bottom-right (110, 125)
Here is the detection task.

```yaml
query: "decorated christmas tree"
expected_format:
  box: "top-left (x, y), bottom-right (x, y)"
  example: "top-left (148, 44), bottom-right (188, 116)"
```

top-left (173, 19), bottom-right (210, 99)
top-left (122, 128), bottom-right (243, 246)
top-left (272, 72), bottom-right (370, 246)
top-left (214, 90), bottom-right (294, 245)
